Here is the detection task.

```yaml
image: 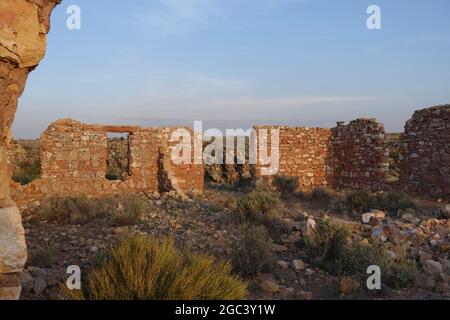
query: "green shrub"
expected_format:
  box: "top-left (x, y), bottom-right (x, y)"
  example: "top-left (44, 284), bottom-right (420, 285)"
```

top-left (62, 236), bottom-right (247, 300)
top-left (373, 192), bottom-right (415, 217)
top-left (231, 225), bottom-right (274, 276)
top-left (345, 190), bottom-right (374, 214)
top-left (304, 219), bottom-right (417, 289)
top-left (112, 193), bottom-right (149, 226)
top-left (28, 245), bottom-right (56, 268)
top-left (342, 243), bottom-right (416, 289)
top-left (12, 159), bottom-right (41, 185)
top-left (273, 175), bottom-right (299, 197)
top-left (234, 190), bottom-right (280, 225)
top-left (37, 195), bottom-right (116, 225)
top-left (304, 218), bottom-right (350, 273)
top-left (105, 172), bottom-right (120, 181)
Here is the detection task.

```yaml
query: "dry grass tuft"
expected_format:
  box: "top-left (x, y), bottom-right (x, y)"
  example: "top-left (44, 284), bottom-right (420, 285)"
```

top-left (62, 236), bottom-right (248, 300)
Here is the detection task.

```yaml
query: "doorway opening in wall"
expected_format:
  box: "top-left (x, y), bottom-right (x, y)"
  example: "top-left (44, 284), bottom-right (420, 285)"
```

top-left (106, 133), bottom-right (130, 181)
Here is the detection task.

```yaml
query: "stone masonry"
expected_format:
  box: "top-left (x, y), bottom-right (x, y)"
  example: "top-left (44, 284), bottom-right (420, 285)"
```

top-left (399, 105), bottom-right (450, 198)
top-left (10, 119), bottom-right (204, 209)
top-left (329, 118), bottom-right (389, 191)
top-left (254, 126), bottom-right (332, 191)
top-left (254, 119), bottom-right (389, 192)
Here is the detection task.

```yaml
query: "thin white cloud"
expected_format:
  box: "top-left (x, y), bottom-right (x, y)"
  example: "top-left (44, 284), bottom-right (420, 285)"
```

top-left (202, 96), bottom-right (382, 110)
top-left (135, 0), bottom-right (224, 37)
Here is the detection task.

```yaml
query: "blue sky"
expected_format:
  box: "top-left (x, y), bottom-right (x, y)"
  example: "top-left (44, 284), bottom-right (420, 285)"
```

top-left (13, 0), bottom-right (450, 138)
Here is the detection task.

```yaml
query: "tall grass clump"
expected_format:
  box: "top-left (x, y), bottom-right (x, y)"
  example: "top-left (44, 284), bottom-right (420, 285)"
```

top-left (28, 245), bottom-right (57, 268)
top-left (231, 225), bottom-right (274, 276)
top-left (273, 175), bottom-right (299, 198)
top-left (112, 193), bottom-right (149, 226)
top-left (304, 218), bottom-right (350, 273)
top-left (37, 195), bottom-right (116, 225)
top-left (304, 218), bottom-right (417, 289)
top-left (62, 236), bottom-right (247, 300)
top-left (234, 189), bottom-right (280, 225)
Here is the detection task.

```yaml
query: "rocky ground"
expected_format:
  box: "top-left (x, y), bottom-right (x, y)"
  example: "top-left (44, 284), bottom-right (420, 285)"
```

top-left (20, 187), bottom-right (450, 300)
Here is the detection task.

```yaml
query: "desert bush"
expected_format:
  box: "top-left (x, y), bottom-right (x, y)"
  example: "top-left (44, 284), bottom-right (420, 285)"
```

top-left (234, 189), bottom-right (280, 225)
top-left (105, 172), bottom-right (120, 181)
top-left (231, 225), bottom-right (274, 276)
top-left (342, 243), bottom-right (416, 289)
top-left (304, 219), bottom-right (416, 289)
top-left (37, 195), bottom-right (116, 225)
top-left (28, 245), bottom-right (56, 268)
top-left (12, 159), bottom-right (41, 185)
top-left (62, 236), bottom-right (247, 300)
top-left (304, 218), bottom-right (350, 273)
top-left (273, 175), bottom-right (299, 197)
top-left (373, 192), bottom-right (415, 217)
top-left (112, 193), bottom-right (149, 226)
top-left (345, 190), bottom-right (374, 214)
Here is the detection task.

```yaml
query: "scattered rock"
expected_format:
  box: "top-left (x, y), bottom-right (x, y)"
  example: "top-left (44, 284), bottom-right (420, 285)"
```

top-left (362, 210), bottom-right (385, 224)
top-left (302, 218), bottom-right (316, 237)
top-left (261, 280), bottom-right (280, 294)
top-left (340, 277), bottom-right (361, 295)
top-left (371, 227), bottom-right (389, 242)
top-left (276, 260), bottom-right (289, 269)
top-left (422, 260), bottom-right (443, 275)
top-left (33, 277), bottom-right (47, 295)
top-left (292, 259), bottom-right (306, 271)
top-left (19, 270), bottom-right (34, 292)
top-left (402, 212), bottom-right (421, 224)
top-left (113, 226), bottom-right (128, 235)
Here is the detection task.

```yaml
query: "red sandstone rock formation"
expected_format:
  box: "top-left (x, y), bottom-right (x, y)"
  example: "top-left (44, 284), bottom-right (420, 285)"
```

top-left (0, 0), bottom-right (60, 300)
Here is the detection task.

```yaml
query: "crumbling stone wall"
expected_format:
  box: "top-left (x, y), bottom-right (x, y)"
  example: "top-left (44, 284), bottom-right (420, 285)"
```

top-left (254, 120), bottom-right (389, 192)
top-left (0, 0), bottom-right (60, 300)
top-left (10, 120), bottom-right (204, 209)
top-left (399, 105), bottom-right (450, 198)
top-left (329, 118), bottom-right (389, 190)
top-left (40, 120), bottom-right (108, 179)
top-left (254, 126), bottom-right (332, 191)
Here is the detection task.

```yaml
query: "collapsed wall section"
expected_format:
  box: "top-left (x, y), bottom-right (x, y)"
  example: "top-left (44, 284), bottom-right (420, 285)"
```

top-left (399, 105), bottom-right (450, 198)
top-left (11, 120), bottom-right (204, 209)
top-left (254, 119), bottom-right (389, 192)
top-left (40, 119), bottom-right (108, 179)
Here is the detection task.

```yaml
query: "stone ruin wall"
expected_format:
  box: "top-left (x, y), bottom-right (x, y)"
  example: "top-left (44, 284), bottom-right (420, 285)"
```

top-left (399, 105), bottom-right (450, 198)
top-left (10, 119), bottom-right (204, 210)
top-left (329, 119), bottom-right (389, 191)
top-left (254, 119), bottom-right (389, 192)
top-left (254, 126), bottom-right (332, 191)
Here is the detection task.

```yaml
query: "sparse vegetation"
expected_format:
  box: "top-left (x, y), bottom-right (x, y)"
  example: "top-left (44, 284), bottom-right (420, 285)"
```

top-left (37, 195), bottom-right (116, 225)
top-left (273, 175), bottom-right (299, 198)
top-left (304, 218), bottom-right (417, 289)
top-left (12, 159), bottom-right (41, 185)
top-left (112, 193), bottom-right (149, 226)
top-left (304, 218), bottom-right (350, 273)
top-left (304, 188), bottom-right (416, 217)
top-left (105, 172), bottom-right (120, 181)
top-left (231, 224), bottom-right (274, 276)
top-left (234, 189), bottom-right (280, 225)
top-left (62, 236), bottom-right (247, 300)
top-left (342, 243), bottom-right (417, 289)
top-left (28, 245), bottom-right (57, 268)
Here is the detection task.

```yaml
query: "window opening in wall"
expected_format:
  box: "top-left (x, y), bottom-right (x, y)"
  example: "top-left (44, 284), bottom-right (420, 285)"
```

top-left (106, 133), bottom-right (130, 181)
